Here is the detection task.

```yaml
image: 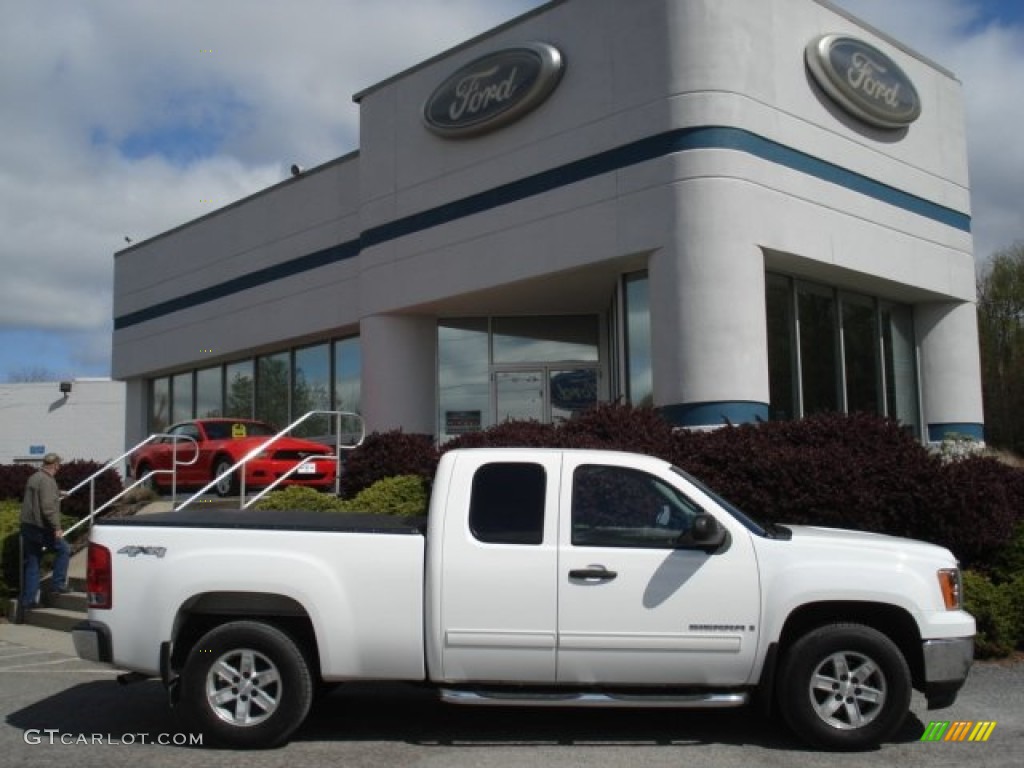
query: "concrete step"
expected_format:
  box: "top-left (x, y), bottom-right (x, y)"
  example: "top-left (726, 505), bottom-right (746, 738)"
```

top-left (44, 589), bottom-right (88, 613)
top-left (19, 605), bottom-right (85, 633)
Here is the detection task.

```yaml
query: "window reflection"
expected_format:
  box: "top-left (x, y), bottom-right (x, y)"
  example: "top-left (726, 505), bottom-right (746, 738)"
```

top-left (624, 273), bottom-right (652, 407)
top-left (150, 377), bottom-right (170, 433)
top-left (798, 283), bottom-right (839, 414)
top-left (439, 319), bottom-right (490, 441)
top-left (841, 293), bottom-right (880, 414)
top-left (493, 316), bottom-right (598, 363)
top-left (195, 366), bottom-right (223, 418)
top-left (256, 353), bottom-right (289, 428)
top-left (225, 361), bottom-right (254, 419)
top-left (171, 372), bottom-right (193, 424)
top-left (294, 344), bottom-right (330, 436)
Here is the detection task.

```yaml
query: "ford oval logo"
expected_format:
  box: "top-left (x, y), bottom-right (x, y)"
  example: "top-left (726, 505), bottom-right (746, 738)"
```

top-left (423, 42), bottom-right (564, 139)
top-left (805, 34), bottom-right (921, 129)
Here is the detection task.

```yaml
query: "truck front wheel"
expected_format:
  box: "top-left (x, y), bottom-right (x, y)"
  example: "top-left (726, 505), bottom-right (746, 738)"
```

top-left (180, 621), bottom-right (313, 749)
top-left (778, 623), bottom-right (912, 751)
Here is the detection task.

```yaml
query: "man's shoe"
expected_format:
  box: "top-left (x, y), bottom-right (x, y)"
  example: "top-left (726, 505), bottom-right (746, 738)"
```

top-left (20, 602), bottom-right (40, 610)
top-left (50, 586), bottom-right (70, 594)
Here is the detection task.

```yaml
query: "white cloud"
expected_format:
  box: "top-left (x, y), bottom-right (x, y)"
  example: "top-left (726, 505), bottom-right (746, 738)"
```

top-left (1, 0), bottom-right (1022, 380)
top-left (0, 0), bottom-right (542, 377)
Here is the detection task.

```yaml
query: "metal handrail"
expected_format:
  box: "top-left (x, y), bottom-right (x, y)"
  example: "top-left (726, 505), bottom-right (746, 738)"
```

top-left (177, 410), bottom-right (365, 510)
top-left (63, 434), bottom-right (199, 539)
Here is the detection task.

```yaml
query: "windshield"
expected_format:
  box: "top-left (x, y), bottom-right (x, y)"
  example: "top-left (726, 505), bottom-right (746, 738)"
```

top-left (203, 421), bottom-right (278, 440)
top-left (669, 465), bottom-right (767, 537)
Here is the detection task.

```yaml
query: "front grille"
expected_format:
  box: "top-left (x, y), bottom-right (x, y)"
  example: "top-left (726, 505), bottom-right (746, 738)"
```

top-left (272, 450), bottom-right (330, 461)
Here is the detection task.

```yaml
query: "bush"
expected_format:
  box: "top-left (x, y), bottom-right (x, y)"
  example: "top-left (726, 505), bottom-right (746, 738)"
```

top-left (339, 431), bottom-right (438, 499)
top-left (0, 501), bottom-right (21, 608)
top-left (55, 460), bottom-right (125, 520)
top-left (251, 486), bottom-right (346, 512)
top-left (339, 475), bottom-right (429, 517)
top-left (0, 460), bottom-right (125, 521)
top-left (962, 570), bottom-right (1022, 658)
top-left (0, 465), bottom-right (33, 502)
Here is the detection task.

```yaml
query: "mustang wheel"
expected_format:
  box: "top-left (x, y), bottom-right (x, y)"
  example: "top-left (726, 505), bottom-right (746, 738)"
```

top-left (213, 458), bottom-right (238, 497)
top-left (181, 621), bottom-right (313, 749)
top-left (778, 622), bottom-right (911, 750)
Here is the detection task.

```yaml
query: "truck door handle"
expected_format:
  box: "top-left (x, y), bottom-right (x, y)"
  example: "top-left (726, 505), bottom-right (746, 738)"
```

top-left (569, 567), bottom-right (618, 582)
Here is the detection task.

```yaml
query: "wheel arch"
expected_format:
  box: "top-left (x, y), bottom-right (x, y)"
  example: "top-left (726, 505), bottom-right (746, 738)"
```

top-left (776, 601), bottom-right (924, 689)
top-left (169, 592), bottom-right (320, 680)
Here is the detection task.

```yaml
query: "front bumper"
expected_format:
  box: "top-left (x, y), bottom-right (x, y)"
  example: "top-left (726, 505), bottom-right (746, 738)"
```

top-left (922, 636), bottom-right (974, 709)
top-left (71, 620), bottom-right (113, 664)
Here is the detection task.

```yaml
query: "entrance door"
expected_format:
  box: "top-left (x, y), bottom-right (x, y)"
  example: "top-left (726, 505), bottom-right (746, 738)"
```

top-left (494, 370), bottom-right (545, 423)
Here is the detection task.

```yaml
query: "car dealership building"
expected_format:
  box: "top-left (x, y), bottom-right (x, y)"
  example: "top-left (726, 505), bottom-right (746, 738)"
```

top-left (112, 0), bottom-right (983, 447)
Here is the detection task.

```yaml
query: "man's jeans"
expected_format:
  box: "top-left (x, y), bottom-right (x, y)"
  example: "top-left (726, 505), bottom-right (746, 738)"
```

top-left (20, 524), bottom-right (71, 606)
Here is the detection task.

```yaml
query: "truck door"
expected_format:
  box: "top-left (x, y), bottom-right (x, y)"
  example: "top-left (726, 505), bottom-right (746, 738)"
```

top-left (556, 457), bottom-right (761, 685)
top-left (434, 452), bottom-right (561, 684)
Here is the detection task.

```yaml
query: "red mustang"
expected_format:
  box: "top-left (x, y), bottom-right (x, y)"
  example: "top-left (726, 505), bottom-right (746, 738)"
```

top-left (131, 418), bottom-right (336, 496)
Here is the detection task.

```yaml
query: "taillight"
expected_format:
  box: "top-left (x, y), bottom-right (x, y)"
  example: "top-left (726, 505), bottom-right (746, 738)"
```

top-left (86, 543), bottom-right (112, 609)
top-left (938, 568), bottom-right (962, 610)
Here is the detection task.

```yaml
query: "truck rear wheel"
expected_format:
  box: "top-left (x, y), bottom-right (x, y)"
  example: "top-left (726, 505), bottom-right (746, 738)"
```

top-left (180, 621), bottom-right (313, 749)
top-left (778, 622), bottom-right (911, 750)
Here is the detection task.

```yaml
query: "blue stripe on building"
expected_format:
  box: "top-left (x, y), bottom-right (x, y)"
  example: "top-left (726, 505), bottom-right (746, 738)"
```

top-left (115, 126), bottom-right (971, 330)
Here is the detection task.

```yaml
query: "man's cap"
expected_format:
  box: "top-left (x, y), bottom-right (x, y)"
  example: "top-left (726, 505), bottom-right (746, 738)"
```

top-left (42, 452), bottom-right (62, 465)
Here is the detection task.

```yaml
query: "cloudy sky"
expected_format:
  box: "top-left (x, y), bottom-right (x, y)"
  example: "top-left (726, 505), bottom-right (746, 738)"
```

top-left (1, 0), bottom-right (1022, 382)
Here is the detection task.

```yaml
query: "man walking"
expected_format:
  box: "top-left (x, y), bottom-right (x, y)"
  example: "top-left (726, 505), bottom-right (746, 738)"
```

top-left (20, 452), bottom-right (71, 610)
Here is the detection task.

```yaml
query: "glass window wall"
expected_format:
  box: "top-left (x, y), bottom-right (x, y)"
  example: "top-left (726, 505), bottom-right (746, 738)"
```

top-left (765, 272), bottom-right (920, 437)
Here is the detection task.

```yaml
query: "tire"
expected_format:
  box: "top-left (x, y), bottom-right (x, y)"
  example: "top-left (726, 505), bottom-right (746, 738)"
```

top-left (777, 622), bottom-right (912, 751)
top-left (136, 462), bottom-right (161, 493)
top-left (180, 621), bottom-right (314, 749)
top-left (213, 457), bottom-right (238, 497)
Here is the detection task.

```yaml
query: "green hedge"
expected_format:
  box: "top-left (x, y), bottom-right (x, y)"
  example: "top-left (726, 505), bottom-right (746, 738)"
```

top-left (253, 475), bottom-right (428, 517)
top-left (963, 570), bottom-right (1024, 657)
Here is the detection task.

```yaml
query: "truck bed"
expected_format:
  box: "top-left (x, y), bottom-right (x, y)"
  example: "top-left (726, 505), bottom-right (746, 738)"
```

top-left (98, 508), bottom-right (427, 535)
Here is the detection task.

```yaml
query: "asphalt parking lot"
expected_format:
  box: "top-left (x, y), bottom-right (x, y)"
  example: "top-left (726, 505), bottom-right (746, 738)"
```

top-left (1, 624), bottom-right (1020, 768)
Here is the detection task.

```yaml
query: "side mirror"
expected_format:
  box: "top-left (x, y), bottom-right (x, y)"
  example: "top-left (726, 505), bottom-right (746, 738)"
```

top-left (686, 514), bottom-right (727, 551)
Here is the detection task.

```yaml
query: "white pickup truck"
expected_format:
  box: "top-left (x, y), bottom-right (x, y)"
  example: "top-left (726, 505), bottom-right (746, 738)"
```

top-left (73, 448), bottom-right (974, 751)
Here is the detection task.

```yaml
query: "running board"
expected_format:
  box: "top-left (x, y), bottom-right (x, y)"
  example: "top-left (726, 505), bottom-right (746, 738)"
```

top-left (440, 688), bottom-right (748, 709)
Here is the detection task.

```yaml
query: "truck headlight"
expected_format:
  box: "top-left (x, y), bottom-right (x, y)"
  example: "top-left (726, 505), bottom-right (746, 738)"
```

top-left (937, 568), bottom-right (963, 610)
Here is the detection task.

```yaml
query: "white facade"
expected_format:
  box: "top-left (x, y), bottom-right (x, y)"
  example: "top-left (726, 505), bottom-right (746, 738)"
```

top-left (112, 0), bottom-right (983, 448)
top-left (0, 380), bottom-right (127, 469)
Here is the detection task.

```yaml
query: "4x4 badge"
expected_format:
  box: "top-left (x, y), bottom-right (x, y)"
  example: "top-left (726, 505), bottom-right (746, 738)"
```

top-left (117, 545), bottom-right (167, 558)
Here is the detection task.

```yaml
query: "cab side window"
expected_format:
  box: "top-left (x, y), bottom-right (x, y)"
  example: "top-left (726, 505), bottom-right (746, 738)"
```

top-left (572, 464), bottom-right (703, 548)
top-left (469, 462), bottom-right (546, 545)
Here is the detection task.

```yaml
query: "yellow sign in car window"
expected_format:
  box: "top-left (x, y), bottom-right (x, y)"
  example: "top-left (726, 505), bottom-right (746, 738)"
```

top-left (231, 423), bottom-right (247, 439)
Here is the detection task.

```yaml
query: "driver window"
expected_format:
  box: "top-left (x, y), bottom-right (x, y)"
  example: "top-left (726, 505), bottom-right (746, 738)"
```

top-left (572, 464), bottom-right (704, 548)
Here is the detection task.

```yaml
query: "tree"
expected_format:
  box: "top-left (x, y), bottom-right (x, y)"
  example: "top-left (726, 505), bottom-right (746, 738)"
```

top-left (5, 366), bottom-right (61, 383)
top-left (977, 243), bottom-right (1024, 454)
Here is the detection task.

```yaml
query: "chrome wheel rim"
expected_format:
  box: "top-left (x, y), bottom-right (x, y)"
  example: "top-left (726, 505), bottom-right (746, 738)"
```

top-left (808, 650), bottom-right (886, 730)
top-left (205, 648), bottom-right (282, 726)
top-left (214, 464), bottom-right (233, 495)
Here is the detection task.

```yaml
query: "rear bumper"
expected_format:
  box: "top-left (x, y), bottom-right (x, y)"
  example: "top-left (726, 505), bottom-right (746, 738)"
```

top-left (922, 636), bottom-right (974, 709)
top-left (71, 620), bottom-right (113, 664)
